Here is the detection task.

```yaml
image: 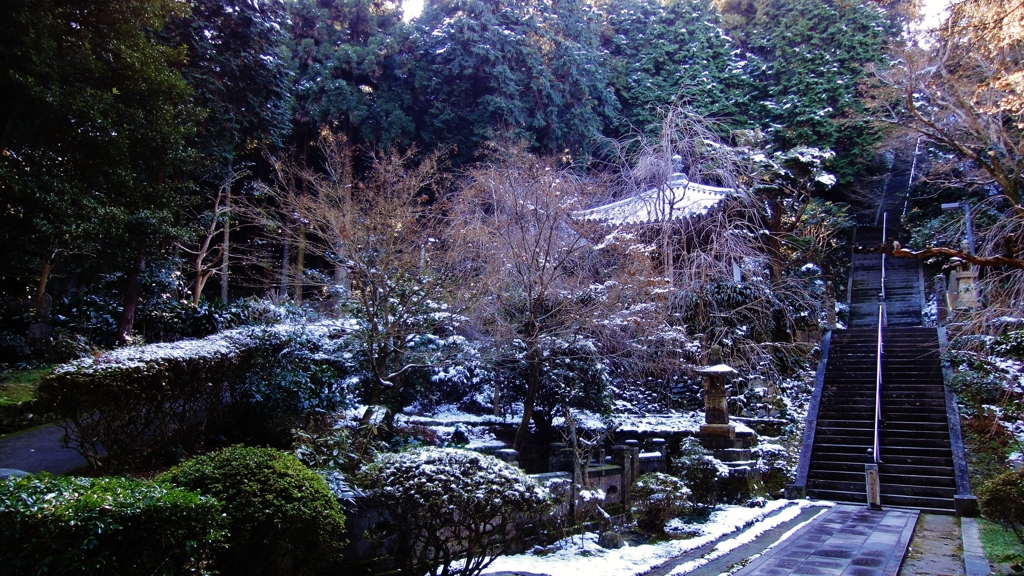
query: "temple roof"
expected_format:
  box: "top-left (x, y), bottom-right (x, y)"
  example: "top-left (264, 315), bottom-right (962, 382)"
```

top-left (577, 175), bottom-right (734, 225)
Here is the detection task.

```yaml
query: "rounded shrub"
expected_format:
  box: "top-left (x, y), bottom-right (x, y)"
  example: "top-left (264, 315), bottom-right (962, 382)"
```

top-left (0, 474), bottom-right (223, 576)
top-left (671, 438), bottom-right (728, 511)
top-left (979, 469), bottom-right (1024, 540)
top-left (630, 472), bottom-right (692, 533)
top-left (360, 447), bottom-right (551, 576)
top-left (157, 445), bottom-right (346, 576)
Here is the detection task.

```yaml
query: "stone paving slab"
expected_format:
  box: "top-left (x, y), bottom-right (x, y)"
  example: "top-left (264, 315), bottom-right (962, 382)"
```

top-left (734, 505), bottom-right (919, 576)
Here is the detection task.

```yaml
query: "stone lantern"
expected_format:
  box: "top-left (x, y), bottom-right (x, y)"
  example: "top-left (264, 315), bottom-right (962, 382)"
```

top-left (698, 363), bottom-right (738, 444)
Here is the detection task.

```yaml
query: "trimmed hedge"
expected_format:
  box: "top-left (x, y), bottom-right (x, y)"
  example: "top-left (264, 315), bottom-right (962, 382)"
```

top-left (37, 330), bottom-right (254, 469)
top-left (0, 474), bottom-right (223, 576)
top-left (157, 445), bottom-right (347, 576)
top-left (37, 324), bottom-right (348, 469)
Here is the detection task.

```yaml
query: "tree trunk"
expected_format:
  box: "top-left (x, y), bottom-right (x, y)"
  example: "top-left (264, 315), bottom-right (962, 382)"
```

top-left (220, 188), bottom-right (230, 303)
top-left (36, 259), bottom-right (51, 303)
top-left (767, 199), bottom-right (784, 283)
top-left (117, 252), bottom-right (146, 344)
top-left (192, 268), bottom-right (205, 305)
top-left (279, 238), bottom-right (290, 299)
top-left (294, 227), bottom-right (306, 303)
top-left (514, 345), bottom-right (542, 452)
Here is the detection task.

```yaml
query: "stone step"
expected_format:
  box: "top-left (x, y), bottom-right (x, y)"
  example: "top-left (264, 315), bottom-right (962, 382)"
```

top-left (881, 493), bottom-right (955, 512)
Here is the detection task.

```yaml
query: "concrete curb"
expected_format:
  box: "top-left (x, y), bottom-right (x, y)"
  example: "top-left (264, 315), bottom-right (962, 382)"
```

top-left (962, 517), bottom-right (992, 576)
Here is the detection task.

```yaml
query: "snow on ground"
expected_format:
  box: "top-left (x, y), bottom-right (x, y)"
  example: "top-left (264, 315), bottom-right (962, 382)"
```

top-left (397, 405), bottom-right (757, 438)
top-left (481, 499), bottom-right (828, 576)
top-left (665, 502), bottom-right (831, 575)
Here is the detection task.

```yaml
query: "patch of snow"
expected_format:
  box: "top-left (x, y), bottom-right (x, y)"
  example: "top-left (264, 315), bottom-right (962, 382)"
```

top-left (482, 500), bottom-right (829, 576)
top-left (667, 500), bottom-right (830, 574)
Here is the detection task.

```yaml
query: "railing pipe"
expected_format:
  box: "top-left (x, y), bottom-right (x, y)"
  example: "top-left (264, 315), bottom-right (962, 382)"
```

top-left (881, 213), bottom-right (887, 303)
top-left (874, 301), bottom-right (884, 465)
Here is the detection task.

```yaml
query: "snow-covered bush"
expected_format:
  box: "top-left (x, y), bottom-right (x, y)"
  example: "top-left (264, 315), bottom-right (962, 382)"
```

top-left (495, 337), bottom-right (611, 422)
top-left (359, 448), bottom-right (551, 576)
top-left (630, 472), bottom-right (692, 533)
top-left (671, 438), bottom-right (729, 512)
top-left (37, 324), bottom-right (348, 469)
top-left (756, 441), bottom-right (798, 496)
top-left (234, 327), bottom-right (356, 444)
top-left (400, 333), bottom-right (493, 413)
top-left (38, 329), bottom-right (257, 469)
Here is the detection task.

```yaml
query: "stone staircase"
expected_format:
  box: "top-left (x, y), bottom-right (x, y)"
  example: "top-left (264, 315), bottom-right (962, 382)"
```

top-left (878, 327), bottom-right (957, 511)
top-left (798, 219), bottom-right (969, 514)
top-left (848, 226), bottom-right (924, 328)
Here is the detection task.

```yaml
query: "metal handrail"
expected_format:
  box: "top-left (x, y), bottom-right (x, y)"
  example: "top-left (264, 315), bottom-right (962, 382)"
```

top-left (874, 302), bottom-right (884, 465)
top-left (881, 213), bottom-right (887, 302)
top-left (873, 213), bottom-right (888, 466)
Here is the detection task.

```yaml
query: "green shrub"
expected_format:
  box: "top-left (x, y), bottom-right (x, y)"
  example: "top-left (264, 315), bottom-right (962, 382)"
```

top-left (157, 445), bottom-right (346, 576)
top-left (995, 330), bottom-right (1024, 360)
top-left (979, 469), bottom-right (1024, 542)
top-left (949, 369), bottom-right (1003, 417)
top-left (756, 441), bottom-right (797, 497)
top-left (37, 324), bottom-right (351, 469)
top-left (671, 438), bottom-right (728, 511)
top-left (360, 447), bottom-right (551, 576)
top-left (234, 328), bottom-right (352, 444)
top-left (630, 472), bottom-right (692, 533)
top-left (0, 474), bottom-right (223, 576)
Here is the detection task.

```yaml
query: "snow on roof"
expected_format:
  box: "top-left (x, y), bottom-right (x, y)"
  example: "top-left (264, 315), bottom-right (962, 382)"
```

top-left (577, 175), bottom-right (733, 226)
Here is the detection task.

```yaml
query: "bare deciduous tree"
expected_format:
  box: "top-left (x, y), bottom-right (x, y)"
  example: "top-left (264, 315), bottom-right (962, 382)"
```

top-left (258, 130), bottom-right (459, 449)
top-left (455, 143), bottom-right (608, 452)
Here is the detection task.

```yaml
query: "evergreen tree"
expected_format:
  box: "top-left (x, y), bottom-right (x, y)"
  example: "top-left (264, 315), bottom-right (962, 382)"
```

top-left (412, 0), bottom-right (618, 163)
top-left (163, 0), bottom-right (293, 303)
top-left (734, 0), bottom-right (896, 183)
top-left (0, 0), bottom-right (194, 331)
top-left (287, 0), bottom-right (415, 152)
top-left (601, 0), bottom-right (744, 136)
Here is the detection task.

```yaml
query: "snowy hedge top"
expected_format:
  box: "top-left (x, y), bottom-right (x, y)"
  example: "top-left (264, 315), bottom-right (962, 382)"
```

top-left (361, 447), bottom-right (550, 514)
top-left (51, 321), bottom-right (352, 376)
top-left (577, 175), bottom-right (733, 225)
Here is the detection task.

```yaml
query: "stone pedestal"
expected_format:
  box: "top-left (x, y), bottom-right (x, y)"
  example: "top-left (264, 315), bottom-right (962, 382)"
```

top-left (611, 445), bottom-right (635, 507)
top-left (495, 449), bottom-right (519, 466)
top-left (865, 463), bottom-right (881, 510)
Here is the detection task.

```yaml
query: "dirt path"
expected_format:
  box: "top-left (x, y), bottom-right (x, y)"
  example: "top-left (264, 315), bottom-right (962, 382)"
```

top-left (898, 514), bottom-right (964, 576)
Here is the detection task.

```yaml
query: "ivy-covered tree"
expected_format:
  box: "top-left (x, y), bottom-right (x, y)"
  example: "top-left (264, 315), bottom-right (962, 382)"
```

top-left (412, 0), bottom-right (618, 163)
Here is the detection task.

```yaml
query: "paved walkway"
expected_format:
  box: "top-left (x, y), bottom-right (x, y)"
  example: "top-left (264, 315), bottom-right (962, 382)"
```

top-left (735, 505), bottom-right (918, 576)
top-left (0, 423), bottom-right (88, 476)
